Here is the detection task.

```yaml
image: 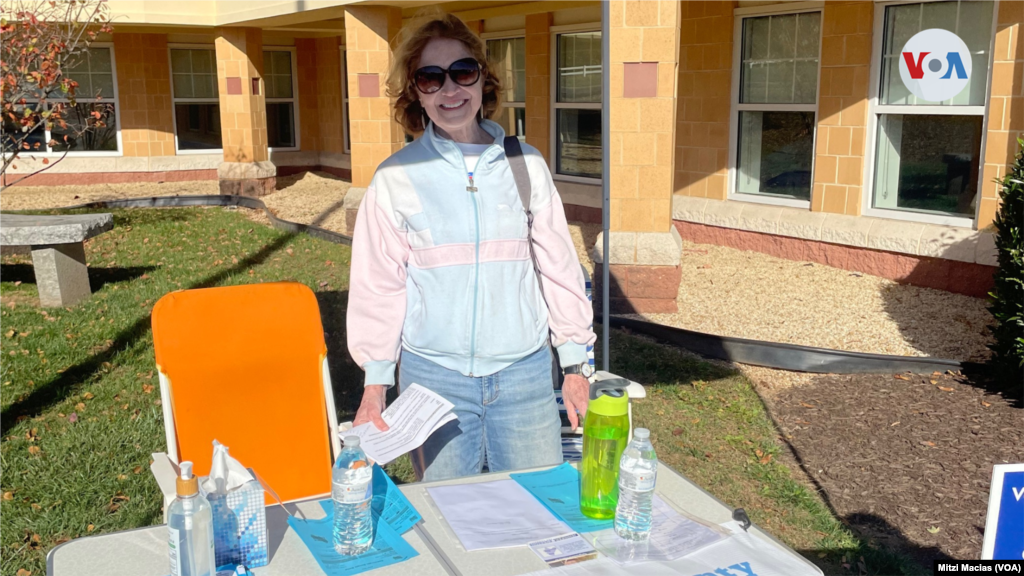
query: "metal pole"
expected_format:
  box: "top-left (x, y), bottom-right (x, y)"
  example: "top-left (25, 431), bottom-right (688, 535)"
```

top-left (601, 0), bottom-right (610, 373)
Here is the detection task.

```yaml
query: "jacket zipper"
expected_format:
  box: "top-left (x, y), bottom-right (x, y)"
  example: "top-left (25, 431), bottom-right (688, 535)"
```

top-left (451, 141), bottom-right (495, 378)
top-left (468, 171), bottom-right (480, 377)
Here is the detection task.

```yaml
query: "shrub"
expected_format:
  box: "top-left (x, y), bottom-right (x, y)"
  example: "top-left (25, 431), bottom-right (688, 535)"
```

top-left (988, 137), bottom-right (1024, 381)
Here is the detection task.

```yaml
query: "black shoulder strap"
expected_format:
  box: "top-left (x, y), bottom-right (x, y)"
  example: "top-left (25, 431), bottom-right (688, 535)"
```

top-left (503, 135), bottom-right (532, 219)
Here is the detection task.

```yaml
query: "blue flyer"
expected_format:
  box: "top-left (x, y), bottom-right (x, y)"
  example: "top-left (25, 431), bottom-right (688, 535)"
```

top-left (317, 465), bottom-right (421, 535)
top-left (287, 507), bottom-right (418, 576)
top-left (510, 462), bottom-right (613, 533)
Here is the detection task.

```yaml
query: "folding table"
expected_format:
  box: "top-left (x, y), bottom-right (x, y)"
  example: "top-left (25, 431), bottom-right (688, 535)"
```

top-left (48, 462), bottom-right (823, 576)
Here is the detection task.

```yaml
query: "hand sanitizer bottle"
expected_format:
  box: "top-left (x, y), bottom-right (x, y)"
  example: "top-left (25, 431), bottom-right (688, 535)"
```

top-left (167, 461), bottom-right (217, 576)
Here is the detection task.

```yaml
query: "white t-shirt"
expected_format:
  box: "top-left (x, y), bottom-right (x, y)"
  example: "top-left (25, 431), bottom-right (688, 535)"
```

top-left (455, 142), bottom-right (492, 175)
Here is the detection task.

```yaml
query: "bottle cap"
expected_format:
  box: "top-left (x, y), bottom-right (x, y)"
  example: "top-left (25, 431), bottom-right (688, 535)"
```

top-left (344, 435), bottom-right (361, 448)
top-left (634, 428), bottom-right (650, 439)
top-left (176, 461), bottom-right (199, 497)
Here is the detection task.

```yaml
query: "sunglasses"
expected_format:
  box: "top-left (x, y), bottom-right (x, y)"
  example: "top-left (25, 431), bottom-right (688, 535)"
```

top-left (413, 57), bottom-right (482, 94)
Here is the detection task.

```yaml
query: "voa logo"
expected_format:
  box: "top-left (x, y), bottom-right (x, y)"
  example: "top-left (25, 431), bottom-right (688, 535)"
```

top-left (900, 28), bottom-right (972, 102)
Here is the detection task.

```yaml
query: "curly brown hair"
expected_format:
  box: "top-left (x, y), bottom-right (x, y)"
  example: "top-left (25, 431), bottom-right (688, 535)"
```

top-left (386, 13), bottom-right (502, 135)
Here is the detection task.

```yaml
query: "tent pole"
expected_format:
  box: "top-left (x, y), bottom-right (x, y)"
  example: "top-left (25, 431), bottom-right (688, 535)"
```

top-left (601, 0), bottom-right (611, 372)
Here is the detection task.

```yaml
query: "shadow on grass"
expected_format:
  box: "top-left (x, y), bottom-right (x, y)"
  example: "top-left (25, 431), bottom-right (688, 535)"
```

top-left (0, 263), bottom-right (159, 292)
top-left (1, 202), bottom-right (350, 435)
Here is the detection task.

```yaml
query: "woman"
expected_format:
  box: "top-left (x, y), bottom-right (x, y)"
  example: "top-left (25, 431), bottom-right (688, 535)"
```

top-left (347, 14), bottom-right (596, 482)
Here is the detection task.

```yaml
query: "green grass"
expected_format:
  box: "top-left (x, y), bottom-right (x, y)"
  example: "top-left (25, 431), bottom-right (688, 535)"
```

top-left (1, 206), bottom-right (924, 576)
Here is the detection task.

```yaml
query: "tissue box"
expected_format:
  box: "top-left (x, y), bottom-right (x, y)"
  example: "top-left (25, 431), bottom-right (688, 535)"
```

top-left (204, 469), bottom-right (268, 568)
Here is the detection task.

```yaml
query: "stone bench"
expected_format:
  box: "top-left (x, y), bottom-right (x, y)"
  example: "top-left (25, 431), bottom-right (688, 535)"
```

top-left (0, 213), bottom-right (114, 307)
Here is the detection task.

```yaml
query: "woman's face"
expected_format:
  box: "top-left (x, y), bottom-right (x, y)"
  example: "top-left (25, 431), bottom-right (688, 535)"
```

top-left (416, 38), bottom-right (483, 137)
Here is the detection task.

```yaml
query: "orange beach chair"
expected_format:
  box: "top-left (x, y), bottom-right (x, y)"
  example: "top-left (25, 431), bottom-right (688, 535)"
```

top-left (148, 282), bottom-right (341, 512)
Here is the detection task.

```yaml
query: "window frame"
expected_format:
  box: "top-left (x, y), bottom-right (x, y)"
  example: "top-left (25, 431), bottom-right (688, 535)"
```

top-left (727, 5), bottom-right (823, 209)
top-left (550, 23), bottom-right (603, 184)
top-left (484, 32), bottom-right (527, 139)
top-left (340, 46), bottom-right (350, 155)
top-left (13, 42), bottom-right (123, 157)
top-left (168, 43), bottom-right (222, 155)
top-left (264, 46), bottom-right (300, 152)
top-left (861, 0), bottom-right (999, 228)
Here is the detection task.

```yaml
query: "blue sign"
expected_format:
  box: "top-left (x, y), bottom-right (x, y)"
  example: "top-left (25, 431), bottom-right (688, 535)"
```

top-left (982, 464), bottom-right (1024, 560)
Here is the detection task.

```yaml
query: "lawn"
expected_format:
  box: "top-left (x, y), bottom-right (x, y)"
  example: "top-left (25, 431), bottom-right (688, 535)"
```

top-left (1, 206), bottom-right (922, 575)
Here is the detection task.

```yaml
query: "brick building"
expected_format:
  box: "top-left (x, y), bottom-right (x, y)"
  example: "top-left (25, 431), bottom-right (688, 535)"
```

top-left (5, 1), bottom-right (1021, 308)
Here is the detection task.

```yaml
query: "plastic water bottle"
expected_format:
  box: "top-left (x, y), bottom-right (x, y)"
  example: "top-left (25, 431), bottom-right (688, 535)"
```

top-left (167, 461), bottom-right (217, 576)
top-left (614, 428), bottom-right (657, 541)
top-left (332, 436), bottom-right (374, 555)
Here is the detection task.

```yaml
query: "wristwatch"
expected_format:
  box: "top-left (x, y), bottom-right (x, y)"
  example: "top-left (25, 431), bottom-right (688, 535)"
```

top-left (563, 362), bottom-right (594, 378)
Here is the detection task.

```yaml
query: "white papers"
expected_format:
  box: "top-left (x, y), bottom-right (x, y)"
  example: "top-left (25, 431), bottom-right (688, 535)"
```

top-left (521, 521), bottom-right (823, 576)
top-left (529, 533), bottom-right (598, 567)
top-left (346, 383), bottom-right (456, 465)
top-left (427, 479), bottom-right (572, 551)
top-left (591, 496), bottom-right (726, 564)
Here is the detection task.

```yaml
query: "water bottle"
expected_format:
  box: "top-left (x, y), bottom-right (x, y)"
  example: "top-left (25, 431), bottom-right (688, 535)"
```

top-left (167, 461), bottom-right (217, 576)
top-left (579, 380), bottom-right (630, 519)
top-left (332, 435), bottom-right (374, 555)
top-left (614, 428), bottom-right (657, 541)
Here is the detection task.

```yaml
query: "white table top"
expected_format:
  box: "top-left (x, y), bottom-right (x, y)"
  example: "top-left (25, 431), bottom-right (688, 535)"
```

top-left (46, 496), bottom-right (450, 576)
top-left (48, 462), bottom-right (822, 576)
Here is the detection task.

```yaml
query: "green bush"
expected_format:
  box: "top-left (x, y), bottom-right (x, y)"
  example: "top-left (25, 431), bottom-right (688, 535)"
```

top-left (988, 137), bottom-right (1024, 381)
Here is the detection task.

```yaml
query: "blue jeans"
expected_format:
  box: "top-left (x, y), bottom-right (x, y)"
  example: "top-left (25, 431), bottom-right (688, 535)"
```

top-left (398, 345), bottom-right (563, 482)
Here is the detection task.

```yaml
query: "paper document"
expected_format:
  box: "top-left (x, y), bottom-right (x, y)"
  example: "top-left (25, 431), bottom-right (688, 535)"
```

top-left (590, 496), bottom-right (725, 564)
top-left (427, 479), bottom-right (572, 551)
top-left (510, 462), bottom-right (614, 533)
top-left (287, 507), bottom-right (418, 576)
top-left (346, 383), bottom-right (456, 465)
top-left (521, 521), bottom-right (823, 576)
top-left (529, 533), bottom-right (598, 567)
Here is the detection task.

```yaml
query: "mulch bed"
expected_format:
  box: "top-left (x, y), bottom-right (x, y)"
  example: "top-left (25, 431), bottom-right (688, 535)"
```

top-left (764, 370), bottom-right (1023, 568)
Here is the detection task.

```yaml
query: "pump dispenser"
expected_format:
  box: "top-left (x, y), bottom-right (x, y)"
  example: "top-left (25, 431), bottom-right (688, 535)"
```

top-left (167, 461), bottom-right (216, 576)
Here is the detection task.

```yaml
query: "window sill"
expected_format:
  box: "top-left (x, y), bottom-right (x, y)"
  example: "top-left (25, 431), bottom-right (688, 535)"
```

top-left (553, 174), bottom-right (601, 185)
top-left (728, 192), bottom-right (811, 210)
top-left (672, 195), bottom-right (996, 266)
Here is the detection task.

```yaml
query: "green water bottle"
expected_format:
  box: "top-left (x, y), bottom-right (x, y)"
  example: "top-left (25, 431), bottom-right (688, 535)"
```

top-left (579, 379), bottom-right (630, 519)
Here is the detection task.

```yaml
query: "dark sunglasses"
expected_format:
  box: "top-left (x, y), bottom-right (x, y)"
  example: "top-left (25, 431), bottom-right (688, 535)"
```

top-left (413, 57), bottom-right (482, 94)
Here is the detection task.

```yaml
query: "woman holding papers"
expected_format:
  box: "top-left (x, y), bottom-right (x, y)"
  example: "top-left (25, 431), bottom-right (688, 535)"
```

top-left (346, 13), bottom-right (596, 482)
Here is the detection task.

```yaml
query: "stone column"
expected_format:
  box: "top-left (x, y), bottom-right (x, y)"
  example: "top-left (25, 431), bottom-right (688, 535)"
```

top-left (525, 13), bottom-right (552, 160)
top-left (32, 243), bottom-right (91, 308)
top-left (215, 27), bottom-right (275, 196)
top-left (344, 6), bottom-right (404, 188)
top-left (674, 1), bottom-right (734, 201)
top-left (594, 0), bottom-right (683, 313)
top-left (113, 33), bottom-right (175, 157)
top-left (979, 1), bottom-right (1024, 228)
top-left (811, 1), bottom-right (873, 216)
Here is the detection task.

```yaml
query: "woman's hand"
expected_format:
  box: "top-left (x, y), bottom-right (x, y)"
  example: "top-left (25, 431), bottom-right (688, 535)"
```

top-left (561, 374), bottom-right (590, 430)
top-left (354, 385), bottom-right (390, 431)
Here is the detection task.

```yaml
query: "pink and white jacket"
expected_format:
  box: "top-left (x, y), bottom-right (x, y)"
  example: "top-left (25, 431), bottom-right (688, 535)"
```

top-left (346, 120), bottom-right (596, 386)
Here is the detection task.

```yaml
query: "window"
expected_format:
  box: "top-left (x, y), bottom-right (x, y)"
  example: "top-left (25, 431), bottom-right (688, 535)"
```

top-left (870, 1), bottom-right (995, 220)
top-left (2, 46), bottom-right (119, 154)
top-left (170, 48), bottom-right (221, 151)
top-left (554, 31), bottom-right (602, 180)
top-left (264, 50), bottom-right (297, 149)
top-left (487, 37), bottom-right (526, 138)
top-left (734, 12), bottom-right (820, 202)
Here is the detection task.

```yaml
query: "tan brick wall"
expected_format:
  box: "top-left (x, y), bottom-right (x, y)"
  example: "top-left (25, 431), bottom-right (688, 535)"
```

top-left (811, 1), bottom-right (872, 216)
top-left (610, 0), bottom-right (680, 233)
top-left (979, 1), bottom-right (1024, 229)
top-left (113, 33), bottom-right (174, 157)
top-left (525, 12), bottom-right (552, 161)
top-left (673, 1), bottom-right (734, 202)
top-left (344, 6), bottom-right (404, 188)
top-left (295, 38), bottom-right (321, 153)
top-left (214, 27), bottom-right (268, 163)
